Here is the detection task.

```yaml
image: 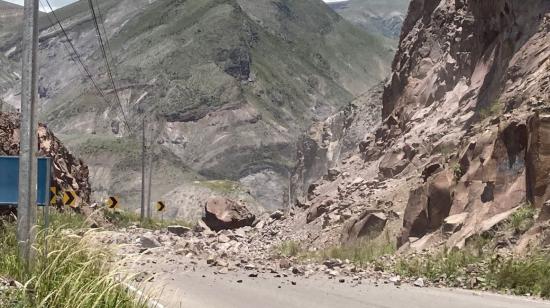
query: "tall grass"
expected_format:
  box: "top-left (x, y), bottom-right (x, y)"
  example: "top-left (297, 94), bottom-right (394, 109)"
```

top-left (316, 232), bottom-right (396, 266)
top-left (0, 215), bottom-right (146, 308)
top-left (396, 248), bottom-right (550, 298)
top-left (275, 231), bottom-right (396, 266)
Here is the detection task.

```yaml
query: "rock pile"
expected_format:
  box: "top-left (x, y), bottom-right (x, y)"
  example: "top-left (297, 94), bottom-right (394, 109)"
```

top-left (0, 112), bottom-right (91, 206)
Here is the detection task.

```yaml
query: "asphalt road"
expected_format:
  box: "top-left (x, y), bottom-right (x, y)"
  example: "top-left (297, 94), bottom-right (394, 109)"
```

top-left (136, 264), bottom-right (550, 308)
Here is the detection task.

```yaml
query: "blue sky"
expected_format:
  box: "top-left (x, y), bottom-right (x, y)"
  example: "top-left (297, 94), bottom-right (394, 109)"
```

top-left (6, 0), bottom-right (344, 11)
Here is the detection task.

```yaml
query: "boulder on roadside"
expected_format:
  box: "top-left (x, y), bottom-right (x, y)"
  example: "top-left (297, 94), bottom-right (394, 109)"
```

top-left (202, 197), bottom-right (255, 231)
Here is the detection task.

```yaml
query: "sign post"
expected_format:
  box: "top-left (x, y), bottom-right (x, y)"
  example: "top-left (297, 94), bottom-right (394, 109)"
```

top-left (156, 201), bottom-right (165, 223)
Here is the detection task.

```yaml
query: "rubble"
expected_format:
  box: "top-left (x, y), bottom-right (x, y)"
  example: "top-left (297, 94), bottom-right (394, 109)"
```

top-left (0, 112), bottom-right (91, 207)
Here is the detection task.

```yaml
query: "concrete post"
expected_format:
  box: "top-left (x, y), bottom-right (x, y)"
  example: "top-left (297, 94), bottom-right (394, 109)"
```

top-left (18, 0), bottom-right (40, 269)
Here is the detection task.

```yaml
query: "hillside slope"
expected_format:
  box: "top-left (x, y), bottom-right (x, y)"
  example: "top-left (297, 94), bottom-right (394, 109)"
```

top-left (0, 0), bottom-right (394, 218)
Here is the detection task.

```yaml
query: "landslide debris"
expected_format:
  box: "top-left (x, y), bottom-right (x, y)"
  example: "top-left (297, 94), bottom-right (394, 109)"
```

top-left (0, 112), bottom-right (91, 207)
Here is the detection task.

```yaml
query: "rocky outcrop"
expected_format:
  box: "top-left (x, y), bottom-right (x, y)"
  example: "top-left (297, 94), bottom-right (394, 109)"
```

top-left (341, 211), bottom-right (387, 243)
top-left (284, 0), bottom-right (549, 252)
top-left (0, 112), bottom-right (91, 206)
top-left (291, 86), bottom-right (383, 206)
top-left (202, 197), bottom-right (256, 231)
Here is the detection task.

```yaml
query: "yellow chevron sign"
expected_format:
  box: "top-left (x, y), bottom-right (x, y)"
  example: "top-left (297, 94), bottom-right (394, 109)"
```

top-left (50, 187), bottom-right (57, 206)
top-left (156, 201), bottom-right (165, 212)
top-left (63, 190), bottom-right (78, 208)
top-left (106, 197), bottom-right (119, 209)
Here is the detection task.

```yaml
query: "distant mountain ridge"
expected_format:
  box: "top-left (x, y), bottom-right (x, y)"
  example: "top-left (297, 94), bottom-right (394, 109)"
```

top-left (328, 0), bottom-right (410, 39)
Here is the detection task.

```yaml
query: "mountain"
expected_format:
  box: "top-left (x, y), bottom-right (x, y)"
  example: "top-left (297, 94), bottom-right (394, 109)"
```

top-left (0, 0), bottom-right (394, 220)
top-left (328, 0), bottom-right (410, 40)
top-left (289, 0), bottom-right (550, 253)
top-left (0, 1), bottom-right (23, 109)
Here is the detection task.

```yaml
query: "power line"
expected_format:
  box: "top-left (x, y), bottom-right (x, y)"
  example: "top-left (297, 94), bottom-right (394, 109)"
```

top-left (41, 0), bottom-right (113, 109)
top-left (87, 0), bottom-right (131, 132)
top-left (94, 0), bottom-right (118, 81)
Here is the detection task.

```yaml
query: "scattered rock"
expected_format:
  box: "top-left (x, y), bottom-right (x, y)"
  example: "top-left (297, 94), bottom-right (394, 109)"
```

top-left (270, 210), bottom-right (284, 220)
top-left (167, 225), bottom-right (191, 236)
top-left (139, 235), bottom-right (160, 248)
top-left (414, 278), bottom-right (425, 288)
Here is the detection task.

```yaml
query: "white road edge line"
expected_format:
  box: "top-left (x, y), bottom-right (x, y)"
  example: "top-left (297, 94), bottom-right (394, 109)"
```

top-left (122, 281), bottom-right (166, 308)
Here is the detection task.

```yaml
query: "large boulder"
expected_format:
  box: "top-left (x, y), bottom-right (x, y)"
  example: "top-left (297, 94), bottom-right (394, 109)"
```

top-left (341, 211), bottom-right (387, 243)
top-left (398, 170), bottom-right (453, 247)
top-left (202, 197), bottom-right (255, 231)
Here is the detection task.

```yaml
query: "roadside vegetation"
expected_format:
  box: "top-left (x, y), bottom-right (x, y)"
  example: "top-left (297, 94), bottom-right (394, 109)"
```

top-left (103, 208), bottom-right (193, 230)
top-left (0, 212), bottom-right (146, 308)
top-left (274, 209), bottom-right (549, 298)
top-left (394, 203), bottom-right (547, 297)
top-left (276, 231), bottom-right (396, 266)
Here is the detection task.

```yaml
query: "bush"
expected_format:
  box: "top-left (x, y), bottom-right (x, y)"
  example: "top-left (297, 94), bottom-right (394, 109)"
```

top-left (0, 217), bottom-right (146, 307)
top-left (508, 203), bottom-right (536, 234)
top-left (276, 241), bottom-right (302, 257)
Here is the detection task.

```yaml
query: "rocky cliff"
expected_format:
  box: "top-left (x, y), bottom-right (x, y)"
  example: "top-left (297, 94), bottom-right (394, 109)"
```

top-left (288, 0), bottom-right (550, 252)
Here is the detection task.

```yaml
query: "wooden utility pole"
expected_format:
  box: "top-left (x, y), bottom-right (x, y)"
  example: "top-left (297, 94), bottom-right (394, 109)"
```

top-left (18, 0), bottom-right (40, 269)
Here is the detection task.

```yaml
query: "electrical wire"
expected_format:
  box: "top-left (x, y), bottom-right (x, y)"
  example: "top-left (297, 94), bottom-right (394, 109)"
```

top-left (87, 0), bottom-right (132, 132)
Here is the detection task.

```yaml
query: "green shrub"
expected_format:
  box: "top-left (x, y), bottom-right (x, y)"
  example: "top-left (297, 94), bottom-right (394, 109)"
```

top-left (508, 203), bottom-right (536, 234)
top-left (276, 241), bottom-right (302, 257)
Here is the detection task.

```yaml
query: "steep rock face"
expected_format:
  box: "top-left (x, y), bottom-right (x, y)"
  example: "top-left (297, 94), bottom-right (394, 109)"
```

top-left (285, 0), bottom-right (549, 251)
top-left (383, 0), bottom-right (550, 249)
top-left (0, 112), bottom-right (91, 206)
top-left (291, 85), bottom-right (383, 207)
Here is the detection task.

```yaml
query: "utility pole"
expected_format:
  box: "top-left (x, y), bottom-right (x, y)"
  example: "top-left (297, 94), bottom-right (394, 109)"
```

top-left (18, 0), bottom-right (40, 269)
top-left (145, 121), bottom-right (154, 220)
top-left (140, 117), bottom-right (146, 222)
top-left (146, 144), bottom-right (153, 220)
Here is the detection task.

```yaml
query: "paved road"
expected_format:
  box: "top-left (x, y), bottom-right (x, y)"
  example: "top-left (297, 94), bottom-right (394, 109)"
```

top-left (136, 264), bottom-right (550, 308)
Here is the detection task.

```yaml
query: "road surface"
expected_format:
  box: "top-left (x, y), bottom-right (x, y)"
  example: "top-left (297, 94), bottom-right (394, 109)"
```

top-left (134, 263), bottom-right (550, 308)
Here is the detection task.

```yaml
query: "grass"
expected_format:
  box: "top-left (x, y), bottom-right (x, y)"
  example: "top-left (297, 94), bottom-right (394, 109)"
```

top-left (0, 214), bottom-right (146, 308)
top-left (396, 248), bottom-right (482, 282)
top-left (451, 162), bottom-right (464, 181)
top-left (275, 231), bottom-right (396, 266)
top-left (103, 208), bottom-right (193, 230)
top-left (507, 203), bottom-right (536, 234)
top-left (276, 241), bottom-right (303, 257)
top-left (479, 100), bottom-right (502, 120)
top-left (396, 248), bottom-right (550, 297)
top-left (198, 180), bottom-right (240, 194)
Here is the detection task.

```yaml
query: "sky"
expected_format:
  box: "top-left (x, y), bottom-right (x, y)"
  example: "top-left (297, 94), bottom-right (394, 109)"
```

top-left (6, 0), bottom-right (346, 11)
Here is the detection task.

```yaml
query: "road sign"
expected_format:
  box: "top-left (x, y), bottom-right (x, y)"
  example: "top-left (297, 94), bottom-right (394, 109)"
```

top-left (63, 191), bottom-right (78, 208)
top-left (0, 156), bottom-right (51, 206)
top-left (156, 201), bottom-right (165, 212)
top-left (106, 197), bottom-right (119, 209)
top-left (50, 187), bottom-right (57, 205)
